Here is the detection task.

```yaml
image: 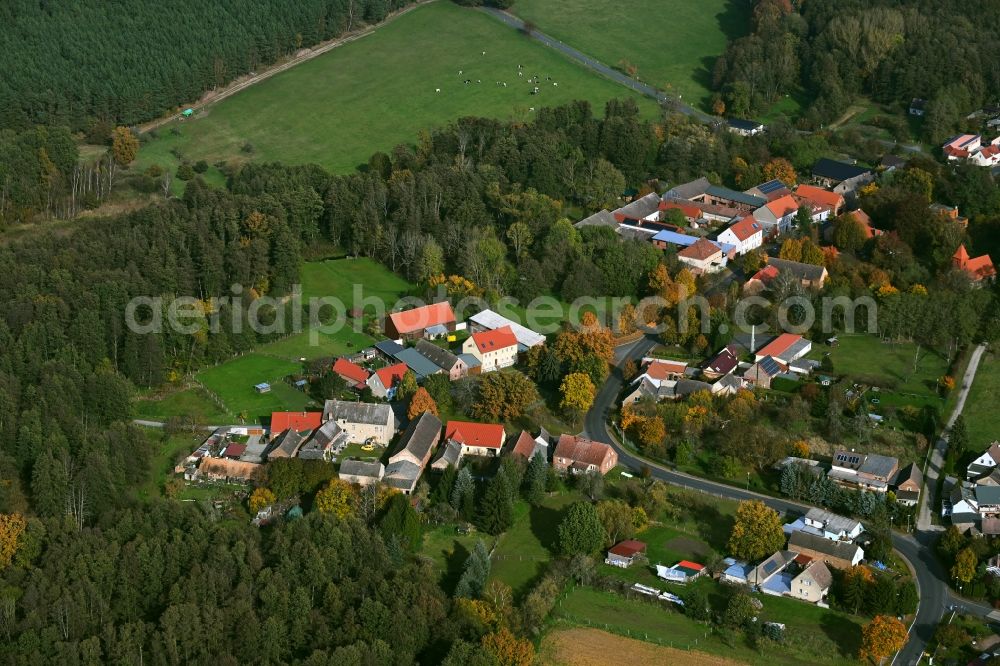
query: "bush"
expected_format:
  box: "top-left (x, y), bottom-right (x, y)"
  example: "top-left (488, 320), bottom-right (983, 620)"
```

top-left (176, 163), bottom-right (195, 181)
top-left (193, 159), bottom-right (209, 173)
top-left (241, 142), bottom-right (255, 154)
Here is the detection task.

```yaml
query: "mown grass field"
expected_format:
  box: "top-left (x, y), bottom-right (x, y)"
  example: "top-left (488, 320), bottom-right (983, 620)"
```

top-left (300, 257), bottom-right (414, 309)
top-left (511, 0), bottom-right (749, 110)
top-left (552, 586), bottom-right (862, 666)
top-left (806, 334), bottom-right (950, 398)
top-left (195, 353), bottom-right (313, 421)
top-left (134, 386), bottom-right (232, 423)
top-left (136, 1), bottom-right (656, 176)
top-left (963, 351), bottom-right (1000, 449)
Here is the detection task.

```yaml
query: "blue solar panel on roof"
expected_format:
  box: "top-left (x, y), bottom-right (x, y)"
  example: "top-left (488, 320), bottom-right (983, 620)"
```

top-left (757, 179), bottom-right (786, 194)
top-left (763, 560), bottom-right (778, 574)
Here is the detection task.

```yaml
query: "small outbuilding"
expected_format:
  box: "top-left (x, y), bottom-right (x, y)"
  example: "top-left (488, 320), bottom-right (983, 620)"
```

top-left (605, 540), bottom-right (647, 568)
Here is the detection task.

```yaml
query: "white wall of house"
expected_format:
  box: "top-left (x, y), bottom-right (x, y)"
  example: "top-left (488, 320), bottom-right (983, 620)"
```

top-left (717, 227), bottom-right (762, 255)
top-left (461, 339), bottom-right (517, 372)
top-left (333, 419), bottom-right (393, 445)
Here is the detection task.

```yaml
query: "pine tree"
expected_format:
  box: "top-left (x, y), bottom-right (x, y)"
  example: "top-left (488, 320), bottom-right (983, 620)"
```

top-left (454, 540), bottom-right (492, 598)
top-left (478, 470), bottom-right (514, 535)
top-left (451, 467), bottom-right (475, 521)
top-left (522, 453), bottom-right (547, 505)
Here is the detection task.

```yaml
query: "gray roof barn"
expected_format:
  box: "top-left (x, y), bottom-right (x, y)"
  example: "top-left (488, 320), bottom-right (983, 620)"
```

top-left (339, 459), bottom-right (384, 480)
top-left (664, 177), bottom-right (711, 201)
top-left (323, 399), bottom-right (394, 426)
top-left (415, 339), bottom-right (462, 371)
top-left (574, 209), bottom-right (618, 229)
top-left (766, 257), bottom-right (828, 283)
top-left (395, 347), bottom-right (441, 379)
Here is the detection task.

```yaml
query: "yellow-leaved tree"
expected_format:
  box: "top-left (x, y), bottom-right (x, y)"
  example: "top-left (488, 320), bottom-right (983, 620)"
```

top-left (859, 615), bottom-right (907, 664)
top-left (315, 479), bottom-right (357, 519)
top-left (249, 488), bottom-right (276, 514)
top-left (727, 500), bottom-right (785, 562)
top-left (0, 513), bottom-right (27, 570)
top-left (408, 387), bottom-right (438, 420)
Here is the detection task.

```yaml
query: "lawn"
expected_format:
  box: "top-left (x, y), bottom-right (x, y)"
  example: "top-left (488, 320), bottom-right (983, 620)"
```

top-left (300, 257), bottom-right (414, 310)
top-left (421, 525), bottom-right (491, 595)
top-left (259, 328), bottom-right (375, 362)
top-left (963, 351), bottom-right (1000, 450)
top-left (134, 386), bottom-right (232, 423)
top-left (196, 353), bottom-right (314, 422)
top-left (136, 1), bottom-right (656, 176)
top-left (807, 334), bottom-right (950, 398)
top-left (135, 428), bottom-right (204, 500)
top-left (491, 492), bottom-right (582, 595)
top-left (511, 0), bottom-right (750, 110)
top-left (552, 585), bottom-right (862, 666)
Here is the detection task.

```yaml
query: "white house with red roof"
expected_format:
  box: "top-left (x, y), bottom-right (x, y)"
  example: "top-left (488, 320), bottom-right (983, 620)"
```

top-left (953, 244), bottom-right (997, 284)
top-left (753, 194), bottom-right (800, 235)
top-left (366, 362), bottom-right (408, 399)
top-left (716, 215), bottom-right (763, 255)
top-left (754, 333), bottom-right (812, 364)
top-left (462, 325), bottom-right (518, 372)
top-left (445, 420), bottom-right (506, 457)
top-left (943, 134), bottom-right (1000, 167)
top-left (676, 237), bottom-right (728, 274)
top-left (332, 357), bottom-right (370, 389)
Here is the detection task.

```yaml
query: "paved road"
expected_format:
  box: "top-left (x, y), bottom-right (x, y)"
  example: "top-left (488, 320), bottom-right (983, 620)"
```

top-left (584, 334), bottom-right (945, 665)
top-left (918, 344), bottom-right (988, 530)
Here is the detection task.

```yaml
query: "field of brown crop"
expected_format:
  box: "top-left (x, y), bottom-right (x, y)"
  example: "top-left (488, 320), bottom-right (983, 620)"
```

top-left (540, 627), bottom-right (747, 666)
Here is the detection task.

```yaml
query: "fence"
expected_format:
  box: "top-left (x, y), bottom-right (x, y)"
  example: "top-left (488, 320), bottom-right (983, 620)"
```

top-left (553, 609), bottom-right (712, 653)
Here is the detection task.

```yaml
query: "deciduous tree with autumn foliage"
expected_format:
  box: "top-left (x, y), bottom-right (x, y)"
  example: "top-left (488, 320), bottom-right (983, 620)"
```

top-left (859, 615), bottom-right (907, 664)
top-left (408, 386), bottom-right (438, 419)
top-left (728, 500), bottom-right (785, 562)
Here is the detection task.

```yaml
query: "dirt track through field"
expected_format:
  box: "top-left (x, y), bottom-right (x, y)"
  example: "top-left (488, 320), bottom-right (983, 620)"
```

top-left (138, 0), bottom-right (435, 134)
top-left (541, 627), bottom-right (746, 666)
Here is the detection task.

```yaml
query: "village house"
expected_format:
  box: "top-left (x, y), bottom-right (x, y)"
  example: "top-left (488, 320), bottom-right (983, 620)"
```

top-left (721, 558), bottom-right (754, 585)
top-left (702, 345), bottom-right (741, 380)
top-left (742, 355), bottom-right (786, 389)
top-left (622, 358), bottom-right (688, 404)
top-left (510, 428), bottom-right (550, 461)
top-left (929, 203), bottom-right (969, 229)
top-left (430, 439), bottom-right (463, 471)
top-left (695, 185), bottom-right (767, 213)
top-left (752, 194), bottom-right (800, 235)
top-left (332, 357), bottom-right (370, 389)
top-left (787, 530), bottom-right (864, 569)
top-left (745, 258), bottom-right (828, 295)
top-left (754, 333), bottom-right (812, 365)
top-left (828, 449), bottom-right (899, 493)
top-left (726, 118), bottom-right (765, 136)
top-left (943, 134), bottom-right (1000, 167)
top-left (394, 347), bottom-right (443, 380)
top-left (676, 237), bottom-right (729, 274)
top-left (811, 158), bottom-right (874, 194)
top-left (710, 374), bottom-right (743, 396)
top-left (650, 229), bottom-right (735, 258)
top-left (366, 362), bottom-right (408, 399)
top-left (794, 184), bottom-right (845, 217)
top-left (663, 177), bottom-right (711, 201)
top-left (552, 434), bottom-right (618, 475)
top-left (953, 244), bottom-right (997, 284)
top-left (749, 550), bottom-right (797, 590)
top-left (612, 192), bottom-right (661, 224)
top-left (339, 460), bottom-right (385, 486)
top-left (266, 428), bottom-right (307, 460)
top-left (384, 411), bottom-right (442, 494)
top-left (462, 325), bottom-right (519, 372)
top-left (384, 301), bottom-right (457, 340)
top-left (468, 309), bottom-right (545, 351)
top-left (894, 462), bottom-right (923, 506)
top-left (966, 442), bottom-right (1000, 481)
top-left (784, 508), bottom-right (864, 542)
top-left (414, 339), bottom-right (467, 380)
top-left (445, 420), bottom-right (506, 457)
top-left (716, 215), bottom-right (764, 256)
top-left (297, 420), bottom-right (349, 461)
top-left (322, 399), bottom-right (396, 445)
top-left (659, 200), bottom-right (704, 226)
top-left (791, 559), bottom-right (833, 604)
top-left (605, 540), bottom-right (647, 567)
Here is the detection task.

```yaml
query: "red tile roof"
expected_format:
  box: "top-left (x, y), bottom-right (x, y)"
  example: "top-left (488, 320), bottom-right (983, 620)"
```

top-left (511, 430), bottom-right (537, 459)
top-left (224, 443), bottom-right (247, 458)
top-left (677, 237), bottom-right (722, 261)
top-left (756, 333), bottom-right (803, 359)
top-left (470, 326), bottom-right (518, 353)
top-left (388, 302), bottom-right (456, 335)
top-left (609, 540), bottom-right (647, 558)
top-left (332, 357), bottom-right (370, 386)
top-left (554, 434), bottom-right (616, 469)
top-left (765, 194), bottom-right (799, 218)
top-left (643, 359), bottom-right (687, 380)
top-left (446, 421), bottom-right (506, 449)
top-left (954, 244), bottom-right (997, 281)
top-left (793, 552), bottom-right (813, 566)
top-left (374, 362), bottom-right (408, 390)
top-left (749, 264), bottom-right (780, 283)
top-left (676, 560), bottom-right (705, 572)
top-left (660, 201), bottom-right (701, 219)
top-left (795, 184), bottom-right (844, 210)
top-left (726, 215), bottom-right (763, 242)
top-left (270, 411), bottom-right (323, 434)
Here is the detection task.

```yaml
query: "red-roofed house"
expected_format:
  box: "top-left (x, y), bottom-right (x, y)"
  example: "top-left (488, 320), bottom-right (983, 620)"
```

top-left (605, 540), bottom-right (647, 567)
top-left (953, 245), bottom-right (997, 284)
top-left (795, 184), bottom-right (845, 216)
top-left (943, 134), bottom-right (1000, 167)
top-left (446, 421), bottom-right (506, 457)
top-left (553, 434), bottom-right (618, 475)
top-left (510, 429), bottom-right (550, 461)
top-left (640, 359), bottom-right (688, 382)
top-left (742, 264), bottom-right (780, 295)
top-left (270, 411), bottom-right (323, 434)
top-left (677, 237), bottom-right (728, 274)
top-left (332, 357), bottom-right (370, 389)
top-left (754, 333), bottom-right (812, 364)
top-left (462, 326), bottom-right (518, 372)
top-left (716, 215), bottom-right (764, 255)
top-left (385, 302), bottom-right (456, 340)
top-left (659, 200), bottom-right (702, 223)
top-left (753, 194), bottom-right (800, 235)
top-left (367, 362), bottom-right (408, 399)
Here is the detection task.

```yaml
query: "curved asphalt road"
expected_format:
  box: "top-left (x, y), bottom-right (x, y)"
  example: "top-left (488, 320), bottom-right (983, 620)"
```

top-left (585, 334), bottom-right (945, 665)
